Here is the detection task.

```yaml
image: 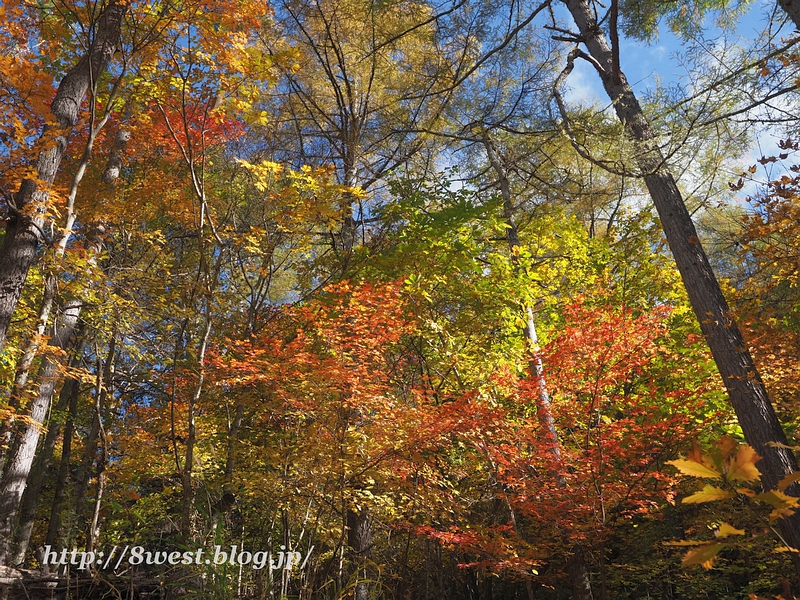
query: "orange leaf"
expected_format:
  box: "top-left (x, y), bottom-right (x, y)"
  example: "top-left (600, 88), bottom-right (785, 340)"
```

top-left (778, 472), bottom-right (800, 492)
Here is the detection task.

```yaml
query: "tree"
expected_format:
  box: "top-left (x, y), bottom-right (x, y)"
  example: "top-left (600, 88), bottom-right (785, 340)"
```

top-left (0, 0), bottom-right (126, 352)
top-left (556, 0), bottom-right (800, 568)
top-left (260, 0), bottom-right (460, 269)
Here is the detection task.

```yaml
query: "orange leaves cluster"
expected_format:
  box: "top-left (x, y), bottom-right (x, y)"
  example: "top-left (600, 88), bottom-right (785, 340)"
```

top-left (203, 282), bottom-right (713, 579)
top-left (405, 297), bottom-right (711, 576)
top-left (0, 5), bottom-right (54, 190)
top-left (737, 144), bottom-right (800, 418)
top-left (520, 302), bottom-right (700, 514)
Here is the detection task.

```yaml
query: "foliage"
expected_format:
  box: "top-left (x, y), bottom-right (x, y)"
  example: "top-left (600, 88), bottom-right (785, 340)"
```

top-left (3, 0), bottom-right (800, 598)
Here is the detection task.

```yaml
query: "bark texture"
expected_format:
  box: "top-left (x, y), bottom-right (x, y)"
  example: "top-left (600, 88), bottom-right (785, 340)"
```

top-left (11, 369), bottom-right (82, 566)
top-left (562, 0), bottom-right (800, 553)
top-left (778, 0), bottom-right (800, 29)
top-left (347, 506), bottom-right (373, 600)
top-left (0, 0), bottom-right (126, 352)
top-left (101, 127), bottom-right (131, 184)
top-left (568, 545), bottom-right (595, 600)
top-left (0, 299), bottom-right (82, 566)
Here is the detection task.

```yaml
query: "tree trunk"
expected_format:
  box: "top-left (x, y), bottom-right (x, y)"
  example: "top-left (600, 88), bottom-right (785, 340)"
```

top-left (68, 395), bottom-right (102, 549)
top-left (209, 404), bottom-right (244, 535)
top-left (484, 136), bottom-right (563, 465)
top-left (778, 0), bottom-right (800, 29)
top-left (101, 127), bottom-right (131, 184)
top-left (86, 337), bottom-right (115, 554)
top-left (347, 506), bottom-right (372, 600)
top-left (4, 218), bottom-right (104, 564)
top-left (561, 0), bottom-right (800, 557)
top-left (214, 403), bottom-right (244, 521)
top-left (0, 277), bottom-right (58, 470)
top-left (0, 0), bottom-right (126, 352)
top-left (181, 312), bottom-right (212, 539)
top-left (11, 335), bottom-right (85, 566)
top-left (0, 299), bottom-right (82, 566)
top-left (44, 370), bottom-right (82, 564)
top-left (567, 545), bottom-right (594, 600)
top-left (483, 133), bottom-right (591, 596)
top-left (1, 94), bottom-right (115, 469)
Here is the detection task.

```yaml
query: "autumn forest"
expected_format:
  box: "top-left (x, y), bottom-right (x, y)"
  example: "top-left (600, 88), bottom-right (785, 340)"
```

top-left (3, 0), bottom-right (800, 598)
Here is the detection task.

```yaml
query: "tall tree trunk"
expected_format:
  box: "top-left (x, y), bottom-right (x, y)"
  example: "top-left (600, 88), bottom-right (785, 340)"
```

top-left (68, 391), bottom-right (102, 549)
top-left (44, 369), bottom-right (82, 563)
top-left (561, 0), bottom-right (800, 561)
top-left (4, 215), bottom-right (104, 564)
top-left (209, 404), bottom-right (244, 536)
top-left (0, 0), bottom-right (126, 352)
top-left (181, 311), bottom-right (212, 539)
top-left (0, 299), bottom-right (82, 566)
top-left (483, 135), bottom-right (562, 468)
top-left (567, 545), bottom-right (594, 600)
top-left (0, 98), bottom-right (113, 469)
top-left (334, 162), bottom-right (360, 265)
top-left (223, 404), bottom-right (244, 496)
top-left (483, 133), bottom-right (592, 598)
top-left (86, 336), bottom-right (115, 554)
top-left (0, 278), bottom-right (58, 469)
top-left (11, 334), bottom-right (86, 566)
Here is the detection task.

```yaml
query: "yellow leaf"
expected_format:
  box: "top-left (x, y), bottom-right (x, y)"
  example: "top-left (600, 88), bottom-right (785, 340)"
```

top-left (667, 459), bottom-right (721, 479)
top-left (778, 471), bottom-right (800, 492)
top-left (736, 488), bottom-right (756, 497)
top-left (726, 445), bottom-right (761, 482)
top-left (681, 543), bottom-right (724, 569)
top-left (715, 523), bottom-right (745, 538)
top-left (663, 540), bottom-right (710, 546)
top-left (682, 485), bottom-right (735, 504)
top-left (770, 506), bottom-right (798, 522)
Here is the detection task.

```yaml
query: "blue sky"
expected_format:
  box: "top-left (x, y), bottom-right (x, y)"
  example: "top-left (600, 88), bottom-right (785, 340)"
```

top-left (561, 0), bottom-right (789, 104)
top-left (553, 0), bottom-right (798, 197)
